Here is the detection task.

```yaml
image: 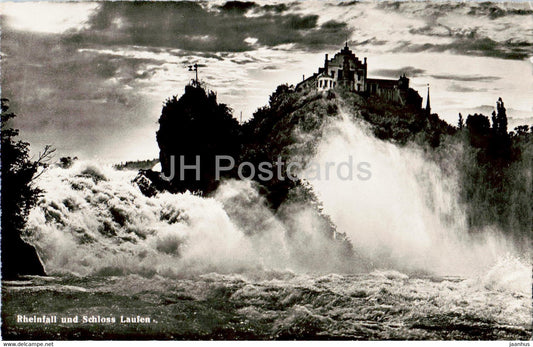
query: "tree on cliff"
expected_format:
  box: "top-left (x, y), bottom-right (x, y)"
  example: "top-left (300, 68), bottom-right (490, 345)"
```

top-left (466, 113), bottom-right (491, 148)
top-left (156, 84), bottom-right (241, 194)
top-left (1, 99), bottom-right (53, 278)
top-left (457, 113), bottom-right (464, 129)
top-left (491, 97), bottom-right (508, 136)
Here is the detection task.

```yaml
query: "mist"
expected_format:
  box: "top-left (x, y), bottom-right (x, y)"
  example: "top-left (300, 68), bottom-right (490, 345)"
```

top-left (308, 111), bottom-right (527, 282)
top-left (24, 113), bottom-right (529, 298)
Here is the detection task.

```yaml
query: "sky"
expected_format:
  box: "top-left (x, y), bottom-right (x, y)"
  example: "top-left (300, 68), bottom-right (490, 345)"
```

top-left (1, 0), bottom-right (532, 161)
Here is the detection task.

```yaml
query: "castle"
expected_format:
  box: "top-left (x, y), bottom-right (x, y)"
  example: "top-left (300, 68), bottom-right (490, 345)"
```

top-left (296, 43), bottom-right (429, 111)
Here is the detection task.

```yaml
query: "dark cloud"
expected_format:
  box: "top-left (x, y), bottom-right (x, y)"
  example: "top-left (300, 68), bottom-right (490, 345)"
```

top-left (370, 66), bottom-right (426, 78)
top-left (321, 20), bottom-right (347, 30)
top-left (426, 2), bottom-right (468, 14)
top-left (377, 0), bottom-right (465, 15)
top-left (258, 3), bottom-right (290, 13)
top-left (216, 1), bottom-right (257, 14)
top-left (65, 1), bottom-right (351, 52)
top-left (215, 1), bottom-right (290, 15)
top-left (430, 74), bottom-right (500, 82)
top-left (377, 2), bottom-right (402, 11)
top-left (337, 1), bottom-right (360, 7)
top-left (354, 37), bottom-right (388, 46)
top-left (408, 24), bottom-right (478, 40)
top-left (467, 3), bottom-right (533, 19)
top-left (401, 37), bottom-right (531, 60)
top-left (230, 58), bottom-right (258, 65)
top-left (379, 1), bottom-right (531, 20)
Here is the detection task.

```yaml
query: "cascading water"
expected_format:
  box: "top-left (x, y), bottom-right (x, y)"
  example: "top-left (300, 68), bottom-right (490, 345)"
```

top-left (307, 111), bottom-right (529, 286)
top-left (7, 105), bottom-right (530, 340)
top-left (24, 109), bottom-right (529, 293)
top-left (24, 161), bottom-right (350, 277)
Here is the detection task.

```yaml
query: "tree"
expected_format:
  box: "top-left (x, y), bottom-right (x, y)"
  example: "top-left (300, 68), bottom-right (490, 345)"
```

top-left (156, 84), bottom-right (241, 194)
top-left (490, 97), bottom-right (509, 136)
top-left (269, 84), bottom-right (292, 107)
top-left (495, 97), bottom-right (508, 136)
top-left (491, 110), bottom-right (497, 131)
top-left (466, 113), bottom-right (491, 148)
top-left (1, 99), bottom-right (54, 278)
top-left (486, 98), bottom-right (512, 160)
top-left (458, 113), bottom-right (464, 129)
top-left (513, 125), bottom-right (530, 137)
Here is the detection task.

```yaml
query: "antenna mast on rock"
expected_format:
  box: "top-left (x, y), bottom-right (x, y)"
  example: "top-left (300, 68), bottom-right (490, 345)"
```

top-left (425, 83), bottom-right (431, 115)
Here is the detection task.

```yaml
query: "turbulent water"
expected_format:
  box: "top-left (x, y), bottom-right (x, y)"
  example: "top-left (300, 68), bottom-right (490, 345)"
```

top-left (2, 115), bottom-right (531, 339)
top-left (3, 268), bottom-right (530, 340)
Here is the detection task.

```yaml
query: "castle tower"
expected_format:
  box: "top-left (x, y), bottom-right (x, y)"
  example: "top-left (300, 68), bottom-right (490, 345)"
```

top-left (425, 84), bottom-right (431, 115)
top-left (398, 74), bottom-right (409, 89)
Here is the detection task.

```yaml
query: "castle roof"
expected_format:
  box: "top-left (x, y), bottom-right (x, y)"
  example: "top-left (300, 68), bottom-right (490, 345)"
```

top-left (323, 43), bottom-right (365, 68)
top-left (366, 78), bottom-right (398, 88)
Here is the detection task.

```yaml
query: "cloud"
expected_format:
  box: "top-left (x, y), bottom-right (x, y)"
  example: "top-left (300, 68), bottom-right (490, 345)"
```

top-left (379, 1), bottom-right (532, 20)
top-left (406, 38), bottom-right (532, 60)
top-left (446, 83), bottom-right (487, 93)
top-left (408, 24), bottom-right (478, 40)
top-left (215, 1), bottom-right (290, 15)
top-left (337, 1), bottom-right (360, 7)
top-left (375, 1), bottom-right (532, 60)
top-left (430, 74), bottom-right (500, 82)
top-left (216, 1), bottom-right (257, 14)
top-left (370, 66), bottom-right (426, 78)
top-left (1, 29), bottom-right (162, 159)
top-left (256, 3), bottom-right (290, 13)
top-left (466, 3), bottom-right (533, 20)
top-left (65, 2), bottom-right (351, 52)
top-left (353, 37), bottom-right (388, 46)
top-left (321, 20), bottom-right (348, 30)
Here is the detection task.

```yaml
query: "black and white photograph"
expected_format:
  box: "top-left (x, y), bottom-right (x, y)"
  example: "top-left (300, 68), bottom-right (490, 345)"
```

top-left (0, 0), bottom-right (531, 342)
